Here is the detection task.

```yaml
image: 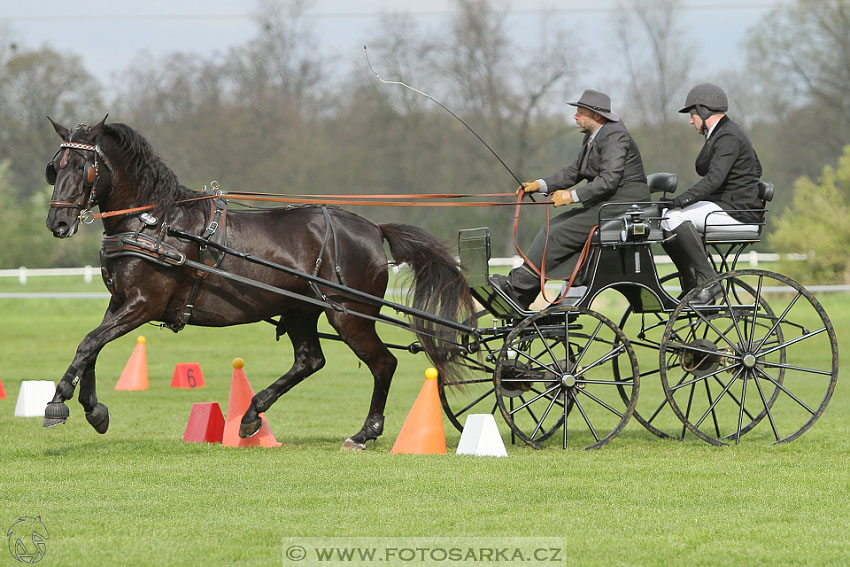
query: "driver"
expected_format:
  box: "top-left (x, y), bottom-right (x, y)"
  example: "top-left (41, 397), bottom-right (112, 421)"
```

top-left (491, 89), bottom-right (650, 310)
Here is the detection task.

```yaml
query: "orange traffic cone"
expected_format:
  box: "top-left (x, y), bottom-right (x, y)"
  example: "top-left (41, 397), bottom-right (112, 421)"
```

top-left (0, 376), bottom-right (6, 400)
top-left (222, 358), bottom-right (281, 448)
top-left (391, 368), bottom-right (447, 454)
top-left (115, 336), bottom-right (149, 391)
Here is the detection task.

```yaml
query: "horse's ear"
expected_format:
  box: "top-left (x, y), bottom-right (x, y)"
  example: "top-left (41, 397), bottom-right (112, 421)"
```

top-left (89, 114), bottom-right (108, 137)
top-left (47, 116), bottom-right (70, 140)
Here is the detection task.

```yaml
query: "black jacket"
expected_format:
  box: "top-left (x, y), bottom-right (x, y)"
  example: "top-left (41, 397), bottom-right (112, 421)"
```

top-left (672, 115), bottom-right (763, 224)
top-left (542, 120), bottom-right (649, 207)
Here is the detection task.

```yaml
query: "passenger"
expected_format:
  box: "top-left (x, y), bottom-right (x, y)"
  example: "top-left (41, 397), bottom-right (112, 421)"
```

top-left (662, 82), bottom-right (763, 304)
top-left (491, 89), bottom-right (650, 310)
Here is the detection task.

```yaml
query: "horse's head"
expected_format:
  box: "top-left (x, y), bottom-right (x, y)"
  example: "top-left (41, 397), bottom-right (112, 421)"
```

top-left (45, 115), bottom-right (113, 238)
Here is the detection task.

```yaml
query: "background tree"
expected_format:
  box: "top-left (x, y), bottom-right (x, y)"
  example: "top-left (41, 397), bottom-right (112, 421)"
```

top-left (3, 0), bottom-right (850, 275)
top-left (769, 145), bottom-right (850, 282)
top-left (744, 0), bottom-right (850, 214)
top-left (613, 0), bottom-right (701, 185)
top-left (0, 45), bottom-right (104, 199)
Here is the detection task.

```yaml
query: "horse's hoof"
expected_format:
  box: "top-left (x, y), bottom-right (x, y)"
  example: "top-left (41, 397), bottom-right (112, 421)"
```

top-left (85, 403), bottom-right (110, 434)
top-left (239, 419), bottom-right (262, 439)
top-left (341, 438), bottom-right (366, 451)
top-left (43, 402), bottom-right (70, 428)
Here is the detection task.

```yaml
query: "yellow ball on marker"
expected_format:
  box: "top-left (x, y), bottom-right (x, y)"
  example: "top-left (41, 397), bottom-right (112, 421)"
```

top-left (424, 367), bottom-right (438, 380)
top-left (137, 336), bottom-right (146, 344)
top-left (232, 358), bottom-right (245, 370)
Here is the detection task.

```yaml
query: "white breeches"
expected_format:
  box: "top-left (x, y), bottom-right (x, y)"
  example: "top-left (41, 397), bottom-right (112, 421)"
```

top-left (662, 201), bottom-right (759, 233)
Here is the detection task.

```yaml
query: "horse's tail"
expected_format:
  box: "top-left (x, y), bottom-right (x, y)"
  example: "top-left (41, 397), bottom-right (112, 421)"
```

top-left (379, 223), bottom-right (474, 385)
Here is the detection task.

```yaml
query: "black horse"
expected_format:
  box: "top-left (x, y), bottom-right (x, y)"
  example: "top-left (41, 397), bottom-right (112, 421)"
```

top-left (43, 116), bottom-right (473, 449)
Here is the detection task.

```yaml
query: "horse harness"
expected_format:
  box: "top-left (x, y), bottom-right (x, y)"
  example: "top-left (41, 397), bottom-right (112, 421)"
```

top-left (100, 202), bottom-right (346, 333)
top-left (100, 196), bottom-right (228, 332)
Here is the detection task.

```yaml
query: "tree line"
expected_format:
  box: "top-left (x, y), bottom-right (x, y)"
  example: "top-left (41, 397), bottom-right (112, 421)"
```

top-left (0, 0), bottom-right (848, 282)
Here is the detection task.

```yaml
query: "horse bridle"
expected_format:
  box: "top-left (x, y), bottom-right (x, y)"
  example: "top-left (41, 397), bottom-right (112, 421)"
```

top-left (47, 141), bottom-right (113, 221)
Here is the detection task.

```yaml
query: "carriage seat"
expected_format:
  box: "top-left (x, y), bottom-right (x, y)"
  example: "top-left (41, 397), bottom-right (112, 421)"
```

top-left (703, 181), bottom-right (773, 244)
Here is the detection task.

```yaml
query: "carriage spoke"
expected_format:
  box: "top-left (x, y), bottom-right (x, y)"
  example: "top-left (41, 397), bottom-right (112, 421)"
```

top-left (758, 360), bottom-right (833, 376)
top-left (753, 374), bottom-right (781, 441)
top-left (571, 318), bottom-right (606, 370)
top-left (530, 390), bottom-right (560, 441)
top-left (572, 395), bottom-right (600, 443)
top-left (754, 291), bottom-right (803, 352)
top-left (453, 387), bottom-right (497, 417)
top-left (668, 361), bottom-right (739, 392)
top-left (735, 373), bottom-right (749, 444)
top-left (693, 368), bottom-right (743, 430)
top-left (575, 387), bottom-right (625, 419)
top-left (509, 384), bottom-right (563, 417)
top-left (757, 327), bottom-right (827, 358)
top-left (754, 366), bottom-right (817, 416)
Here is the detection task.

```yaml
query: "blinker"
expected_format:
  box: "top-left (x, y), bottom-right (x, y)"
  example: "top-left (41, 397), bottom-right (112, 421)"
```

top-left (45, 162), bottom-right (57, 185)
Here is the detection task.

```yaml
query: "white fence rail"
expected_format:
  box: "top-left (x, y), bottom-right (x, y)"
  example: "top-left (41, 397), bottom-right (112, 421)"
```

top-left (488, 251), bottom-right (811, 269)
top-left (0, 253), bottom-right (813, 286)
top-left (0, 265), bottom-right (98, 285)
top-left (2, 255), bottom-right (849, 297)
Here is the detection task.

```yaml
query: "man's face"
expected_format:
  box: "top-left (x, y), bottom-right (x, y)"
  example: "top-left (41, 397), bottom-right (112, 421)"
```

top-left (574, 107), bottom-right (600, 133)
top-left (689, 109), bottom-right (704, 132)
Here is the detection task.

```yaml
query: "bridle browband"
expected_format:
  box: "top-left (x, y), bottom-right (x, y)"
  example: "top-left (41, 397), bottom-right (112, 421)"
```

top-left (47, 140), bottom-right (113, 220)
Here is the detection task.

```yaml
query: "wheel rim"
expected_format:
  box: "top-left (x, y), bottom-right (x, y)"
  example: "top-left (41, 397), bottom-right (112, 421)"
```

top-left (660, 270), bottom-right (838, 445)
top-left (496, 305), bottom-right (639, 449)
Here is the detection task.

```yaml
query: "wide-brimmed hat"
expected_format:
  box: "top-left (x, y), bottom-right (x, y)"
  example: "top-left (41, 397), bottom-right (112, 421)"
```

top-left (568, 89), bottom-right (619, 122)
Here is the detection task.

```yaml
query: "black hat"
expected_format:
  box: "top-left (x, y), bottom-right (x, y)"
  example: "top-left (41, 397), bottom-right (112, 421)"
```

top-left (568, 89), bottom-right (619, 122)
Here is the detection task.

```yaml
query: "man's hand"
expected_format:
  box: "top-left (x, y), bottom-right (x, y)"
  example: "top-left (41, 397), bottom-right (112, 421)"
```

top-left (516, 180), bottom-right (540, 196)
top-left (550, 190), bottom-right (573, 207)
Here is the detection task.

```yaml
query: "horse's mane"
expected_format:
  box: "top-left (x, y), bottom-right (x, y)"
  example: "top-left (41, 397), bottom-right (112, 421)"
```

top-left (102, 123), bottom-right (199, 207)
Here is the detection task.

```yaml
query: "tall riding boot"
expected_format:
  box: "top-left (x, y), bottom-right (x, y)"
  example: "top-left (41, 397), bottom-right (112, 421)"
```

top-left (490, 265), bottom-right (540, 310)
top-left (664, 221), bottom-right (722, 304)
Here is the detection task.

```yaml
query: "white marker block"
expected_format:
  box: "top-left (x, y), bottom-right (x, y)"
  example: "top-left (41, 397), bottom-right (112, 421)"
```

top-left (14, 381), bottom-right (56, 417)
top-left (456, 414), bottom-right (508, 457)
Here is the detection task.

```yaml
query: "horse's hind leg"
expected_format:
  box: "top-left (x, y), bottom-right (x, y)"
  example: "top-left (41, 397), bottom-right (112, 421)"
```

top-left (239, 310), bottom-right (326, 439)
top-left (328, 313), bottom-right (397, 451)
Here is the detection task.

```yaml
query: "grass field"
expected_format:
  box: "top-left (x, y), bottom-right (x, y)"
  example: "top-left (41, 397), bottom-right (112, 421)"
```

top-left (0, 277), bottom-right (847, 566)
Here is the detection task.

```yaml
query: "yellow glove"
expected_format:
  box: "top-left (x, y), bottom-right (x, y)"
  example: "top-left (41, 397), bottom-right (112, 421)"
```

top-left (516, 180), bottom-right (540, 196)
top-left (550, 190), bottom-right (573, 207)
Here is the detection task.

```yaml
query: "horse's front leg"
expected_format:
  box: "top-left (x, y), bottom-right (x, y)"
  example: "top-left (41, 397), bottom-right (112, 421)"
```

top-left (44, 297), bottom-right (155, 431)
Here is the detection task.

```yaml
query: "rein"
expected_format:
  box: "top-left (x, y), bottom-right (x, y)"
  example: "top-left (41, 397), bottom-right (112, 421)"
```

top-left (83, 191), bottom-right (551, 221)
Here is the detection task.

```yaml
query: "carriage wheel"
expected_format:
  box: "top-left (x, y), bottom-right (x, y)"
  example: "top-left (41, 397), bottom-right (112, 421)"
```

top-left (438, 311), bottom-right (502, 433)
top-left (616, 272), bottom-right (781, 441)
top-left (660, 270), bottom-right (838, 445)
top-left (495, 305), bottom-right (639, 449)
top-left (615, 272), bottom-right (685, 440)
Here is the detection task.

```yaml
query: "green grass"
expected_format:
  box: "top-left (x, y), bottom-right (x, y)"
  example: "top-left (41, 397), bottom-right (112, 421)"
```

top-left (0, 287), bottom-right (848, 566)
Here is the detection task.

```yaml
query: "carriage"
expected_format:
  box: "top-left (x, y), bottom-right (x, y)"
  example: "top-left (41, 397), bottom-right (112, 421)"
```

top-left (43, 117), bottom-right (838, 450)
top-left (442, 173), bottom-right (839, 448)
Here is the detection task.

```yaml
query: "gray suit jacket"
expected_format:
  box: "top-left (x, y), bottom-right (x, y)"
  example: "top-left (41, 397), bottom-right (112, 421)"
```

top-left (542, 120), bottom-right (649, 207)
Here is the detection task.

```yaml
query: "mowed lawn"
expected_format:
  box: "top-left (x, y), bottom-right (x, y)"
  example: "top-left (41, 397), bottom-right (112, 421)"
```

top-left (0, 279), bottom-right (848, 566)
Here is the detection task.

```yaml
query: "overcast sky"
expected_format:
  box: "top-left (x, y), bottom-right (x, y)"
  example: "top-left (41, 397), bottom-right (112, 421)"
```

top-left (2, 0), bottom-right (783, 98)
